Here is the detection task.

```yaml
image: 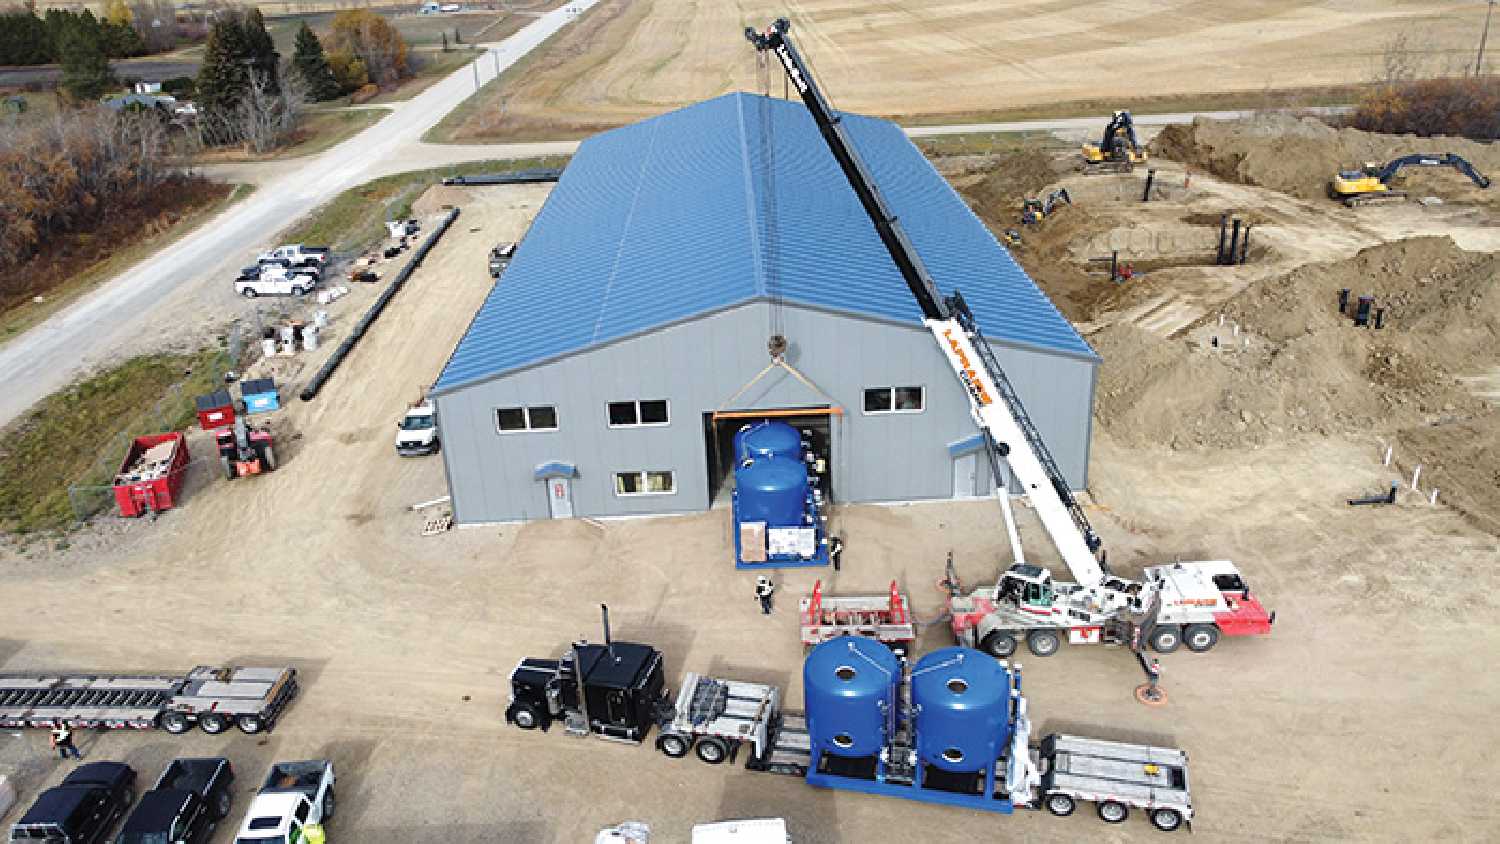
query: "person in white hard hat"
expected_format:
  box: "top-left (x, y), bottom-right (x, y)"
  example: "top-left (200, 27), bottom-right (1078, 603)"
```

top-left (49, 724), bottom-right (81, 760)
top-left (754, 576), bottom-right (775, 614)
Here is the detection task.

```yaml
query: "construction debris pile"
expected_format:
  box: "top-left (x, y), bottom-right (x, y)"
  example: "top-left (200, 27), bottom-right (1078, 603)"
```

top-left (1151, 114), bottom-right (1500, 203)
top-left (114, 440), bottom-right (178, 485)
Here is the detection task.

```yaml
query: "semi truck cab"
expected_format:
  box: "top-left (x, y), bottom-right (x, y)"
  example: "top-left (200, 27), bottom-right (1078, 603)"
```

top-left (506, 612), bottom-right (667, 742)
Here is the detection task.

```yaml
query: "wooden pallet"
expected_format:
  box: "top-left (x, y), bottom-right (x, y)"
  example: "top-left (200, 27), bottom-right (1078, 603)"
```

top-left (421, 512), bottom-right (453, 536)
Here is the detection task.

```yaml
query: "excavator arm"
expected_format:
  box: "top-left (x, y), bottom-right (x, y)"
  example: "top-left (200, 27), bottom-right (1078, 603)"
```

top-left (1376, 153), bottom-right (1492, 188)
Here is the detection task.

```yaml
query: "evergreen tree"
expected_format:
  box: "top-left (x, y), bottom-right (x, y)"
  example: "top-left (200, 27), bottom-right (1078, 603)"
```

top-left (243, 8), bottom-right (280, 95)
top-left (195, 13), bottom-right (250, 139)
top-left (291, 22), bottom-right (340, 102)
top-left (57, 11), bottom-right (113, 101)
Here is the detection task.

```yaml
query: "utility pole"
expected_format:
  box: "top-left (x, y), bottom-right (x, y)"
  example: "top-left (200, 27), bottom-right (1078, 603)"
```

top-left (1478, 0), bottom-right (1497, 76)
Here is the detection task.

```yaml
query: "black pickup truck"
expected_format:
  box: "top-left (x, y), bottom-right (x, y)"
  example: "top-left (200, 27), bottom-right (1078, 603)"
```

top-left (113, 758), bottom-right (234, 844)
top-left (8, 762), bottom-right (135, 844)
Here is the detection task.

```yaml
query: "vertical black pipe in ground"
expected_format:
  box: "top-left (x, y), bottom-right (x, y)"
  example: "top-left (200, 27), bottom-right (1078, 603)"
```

top-left (1338, 288), bottom-right (1350, 314)
top-left (1228, 219), bottom-right (1242, 266)
top-left (1239, 225), bottom-right (1252, 264)
top-left (1142, 169), bottom-right (1156, 202)
top-left (300, 207), bottom-right (461, 402)
top-left (1374, 308), bottom-right (1385, 329)
top-left (1355, 296), bottom-right (1374, 327)
top-left (1216, 214), bottom-right (1228, 264)
top-left (1110, 250), bottom-right (1118, 281)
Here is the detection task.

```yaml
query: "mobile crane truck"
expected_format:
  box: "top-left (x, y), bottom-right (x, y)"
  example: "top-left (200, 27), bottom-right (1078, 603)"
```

top-left (739, 16), bottom-right (1273, 676)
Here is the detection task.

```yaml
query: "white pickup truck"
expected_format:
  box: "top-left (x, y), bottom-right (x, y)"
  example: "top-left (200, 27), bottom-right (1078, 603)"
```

top-left (235, 265), bottom-right (319, 298)
top-left (395, 401), bottom-right (438, 456)
top-left (257, 244), bottom-right (330, 268)
top-left (235, 760), bottom-right (335, 844)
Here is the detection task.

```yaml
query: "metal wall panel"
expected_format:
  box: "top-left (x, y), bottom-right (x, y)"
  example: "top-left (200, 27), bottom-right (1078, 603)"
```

top-left (437, 303), bottom-right (1095, 523)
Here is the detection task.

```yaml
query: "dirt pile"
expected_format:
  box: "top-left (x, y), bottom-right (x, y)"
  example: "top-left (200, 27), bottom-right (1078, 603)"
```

top-left (1095, 236), bottom-right (1498, 452)
top-left (1151, 113), bottom-right (1500, 203)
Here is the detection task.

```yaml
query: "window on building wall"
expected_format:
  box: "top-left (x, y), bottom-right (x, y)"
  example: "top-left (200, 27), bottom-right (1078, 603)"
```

top-left (607, 399), bottom-right (670, 427)
top-left (495, 405), bottom-right (559, 432)
top-left (863, 386), bottom-right (925, 414)
top-left (614, 470), bottom-right (676, 496)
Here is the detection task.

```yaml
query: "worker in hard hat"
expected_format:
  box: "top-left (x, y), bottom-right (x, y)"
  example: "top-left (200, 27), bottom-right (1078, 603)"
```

top-left (755, 576), bottom-right (776, 614)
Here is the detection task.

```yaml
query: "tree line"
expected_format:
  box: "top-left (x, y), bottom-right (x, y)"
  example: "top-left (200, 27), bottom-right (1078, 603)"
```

top-left (0, 1), bottom-right (177, 66)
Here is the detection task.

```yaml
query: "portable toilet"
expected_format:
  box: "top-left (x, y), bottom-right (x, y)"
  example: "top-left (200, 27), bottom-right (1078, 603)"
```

top-left (241, 378), bottom-right (280, 414)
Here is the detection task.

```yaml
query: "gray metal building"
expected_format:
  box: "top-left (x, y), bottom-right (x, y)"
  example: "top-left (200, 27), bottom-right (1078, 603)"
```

top-left (431, 93), bottom-right (1099, 524)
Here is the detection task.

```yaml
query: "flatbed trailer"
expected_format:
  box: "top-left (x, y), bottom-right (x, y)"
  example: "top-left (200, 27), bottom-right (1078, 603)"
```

top-left (654, 672), bottom-right (781, 764)
top-left (0, 665), bottom-right (297, 735)
top-left (798, 580), bottom-right (915, 652)
top-left (1036, 733), bottom-right (1193, 831)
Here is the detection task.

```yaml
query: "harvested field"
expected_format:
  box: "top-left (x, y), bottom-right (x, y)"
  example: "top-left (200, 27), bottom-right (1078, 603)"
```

top-left (444, 0), bottom-right (1490, 141)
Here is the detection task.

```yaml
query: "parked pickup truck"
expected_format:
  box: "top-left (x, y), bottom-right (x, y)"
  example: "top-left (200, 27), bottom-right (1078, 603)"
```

top-left (256, 244), bottom-right (329, 267)
top-left (256, 257), bottom-right (324, 280)
top-left (235, 265), bottom-right (318, 298)
top-left (115, 758), bottom-right (234, 844)
top-left (395, 401), bottom-right (438, 456)
top-left (488, 242), bottom-right (517, 278)
top-left (8, 761), bottom-right (135, 844)
top-left (234, 761), bottom-right (334, 844)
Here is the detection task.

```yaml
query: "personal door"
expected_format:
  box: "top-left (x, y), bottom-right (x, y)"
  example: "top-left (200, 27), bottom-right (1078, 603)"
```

top-left (952, 452), bottom-right (977, 498)
top-left (546, 477), bottom-right (573, 518)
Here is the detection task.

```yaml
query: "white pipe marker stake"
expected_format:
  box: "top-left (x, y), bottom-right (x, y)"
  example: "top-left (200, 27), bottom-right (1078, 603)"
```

top-left (1430, 489), bottom-right (1439, 505)
top-left (1383, 446), bottom-right (1393, 466)
top-left (1411, 464), bottom-right (1422, 491)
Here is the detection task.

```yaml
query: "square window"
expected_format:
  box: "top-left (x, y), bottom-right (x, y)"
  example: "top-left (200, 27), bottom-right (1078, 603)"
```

top-left (496, 407), bottom-right (526, 431)
top-left (528, 406), bottom-right (558, 430)
top-left (894, 387), bottom-right (924, 411)
top-left (864, 388), bottom-right (893, 413)
top-left (614, 472), bottom-right (641, 495)
top-left (639, 400), bottom-right (669, 425)
top-left (608, 401), bottom-right (638, 426)
top-left (645, 471), bottom-right (674, 493)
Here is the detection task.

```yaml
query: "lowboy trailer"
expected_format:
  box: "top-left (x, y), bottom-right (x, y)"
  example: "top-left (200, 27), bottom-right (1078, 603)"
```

top-left (0, 665), bottom-right (297, 735)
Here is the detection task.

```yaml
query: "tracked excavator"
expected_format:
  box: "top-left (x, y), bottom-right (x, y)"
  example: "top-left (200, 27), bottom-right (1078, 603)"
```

top-left (1081, 110), bottom-right (1147, 173)
top-left (1329, 153), bottom-right (1491, 206)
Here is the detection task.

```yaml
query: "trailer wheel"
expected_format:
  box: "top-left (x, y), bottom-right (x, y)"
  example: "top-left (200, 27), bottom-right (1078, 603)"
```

top-left (1150, 807), bottom-right (1183, 832)
top-left (657, 733), bottom-right (692, 758)
top-left (198, 712), bottom-right (229, 734)
top-left (1149, 625), bottom-right (1182, 654)
top-left (1045, 793), bottom-right (1076, 816)
top-left (235, 713), bottom-right (264, 734)
top-left (508, 703), bottom-right (540, 730)
top-left (1097, 800), bottom-right (1129, 824)
top-left (1184, 624), bottom-right (1219, 653)
top-left (981, 630), bottom-right (1017, 658)
top-left (695, 736), bottom-right (729, 765)
top-left (1026, 629), bottom-right (1061, 657)
top-left (159, 711), bottom-right (190, 734)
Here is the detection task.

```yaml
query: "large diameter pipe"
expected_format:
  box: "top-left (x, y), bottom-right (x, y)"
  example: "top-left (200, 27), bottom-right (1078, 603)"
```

top-left (300, 207), bottom-right (461, 402)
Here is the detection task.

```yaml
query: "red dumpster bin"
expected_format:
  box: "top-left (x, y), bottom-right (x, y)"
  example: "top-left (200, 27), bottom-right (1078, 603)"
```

top-left (112, 432), bottom-right (190, 517)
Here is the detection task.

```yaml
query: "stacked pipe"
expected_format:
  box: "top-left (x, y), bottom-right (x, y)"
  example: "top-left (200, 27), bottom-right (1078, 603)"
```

top-left (1337, 288), bottom-right (1386, 329)
top-left (441, 168), bottom-right (564, 186)
top-left (300, 207), bottom-right (461, 402)
top-left (1215, 215), bottom-right (1252, 265)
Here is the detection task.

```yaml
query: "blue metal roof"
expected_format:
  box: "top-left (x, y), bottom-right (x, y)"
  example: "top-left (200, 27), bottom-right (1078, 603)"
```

top-left (434, 92), bottom-right (1095, 394)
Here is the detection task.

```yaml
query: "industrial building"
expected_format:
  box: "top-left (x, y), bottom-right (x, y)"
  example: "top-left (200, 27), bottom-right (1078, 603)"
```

top-left (431, 92), bottom-right (1098, 524)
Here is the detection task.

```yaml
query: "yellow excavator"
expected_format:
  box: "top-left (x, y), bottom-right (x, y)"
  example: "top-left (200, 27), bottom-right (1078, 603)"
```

top-left (1329, 153), bottom-right (1491, 207)
top-left (1081, 110), bottom-right (1147, 173)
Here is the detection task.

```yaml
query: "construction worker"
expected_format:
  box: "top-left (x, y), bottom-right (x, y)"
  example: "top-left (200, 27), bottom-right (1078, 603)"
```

top-left (49, 723), bottom-right (81, 760)
top-left (754, 576), bottom-right (776, 614)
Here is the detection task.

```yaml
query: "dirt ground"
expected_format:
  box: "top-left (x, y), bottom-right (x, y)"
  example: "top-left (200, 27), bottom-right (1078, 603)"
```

top-left (449, 0), bottom-right (1487, 139)
top-left (3, 172), bottom-right (1500, 842)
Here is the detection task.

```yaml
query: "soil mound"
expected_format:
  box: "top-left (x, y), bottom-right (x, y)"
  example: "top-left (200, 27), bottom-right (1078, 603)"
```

top-left (1095, 237), bottom-right (1497, 450)
top-left (1151, 114), bottom-right (1500, 203)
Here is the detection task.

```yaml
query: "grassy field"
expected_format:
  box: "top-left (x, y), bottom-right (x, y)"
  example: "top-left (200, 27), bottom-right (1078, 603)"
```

top-left (367, 49), bottom-right (477, 103)
top-left (282, 156), bottom-right (570, 251)
top-left (435, 0), bottom-right (1488, 142)
top-left (0, 348), bottom-right (224, 534)
top-left (0, 183), bottom-right (252, 345)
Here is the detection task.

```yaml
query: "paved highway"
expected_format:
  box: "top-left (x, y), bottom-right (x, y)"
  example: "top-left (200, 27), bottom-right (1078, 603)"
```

top-left (0, 0), bottom-right (601, 427)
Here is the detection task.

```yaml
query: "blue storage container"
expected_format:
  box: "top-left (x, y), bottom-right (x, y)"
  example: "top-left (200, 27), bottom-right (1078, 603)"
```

top-left (735, 420), bottom-right (802, 463)
top-left (804, 636), bottom-right (899, 759)
top-left (240, 378), bottom-right (280, 414)
top-left (734, 456), bottom-right (807, 527)
top-left (911, 648), bottom-right (1011, 773)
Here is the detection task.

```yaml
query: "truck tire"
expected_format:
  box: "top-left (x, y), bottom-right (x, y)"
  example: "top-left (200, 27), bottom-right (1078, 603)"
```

top-left (1045, 793), bottom-right (1076, 816)
top-left (236, 713), bottom-right (265, 734)
top-left (241, 289), bottom-right (258, 298)
top-left (262, 446), bottom-right (277, 472)
top-left (508, 703), bottom-right (540, 730)
top-left (1184, 624), bottom-right (1219, 653)
top-left (1097, 800), bottom-right (1129, 824)
top-left (159, 710), bottom-right (190, 734)
top-left (1026, 629), bottom-right (1061, 657)
top-left (198, 712), bottom-right (228, 734)
top-left (1150, 625), bottom-right (1182, 654)
top-left (695, 736), bottom-right (729, 765)
top-left (221, 457), bottom-right (236, 480)
top-left (322, 788), bottom-right (336, 819)
top-left (657, 733), bottom-right (692, 758)
top-left (291, 285), bottom-right (306, 296)
top-left (215, 788), bottom-right (232, 819)
top-left (981, 630), bottom-right (1017, 658)
top-left (1150, 807), bottom-right (1183, 832)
